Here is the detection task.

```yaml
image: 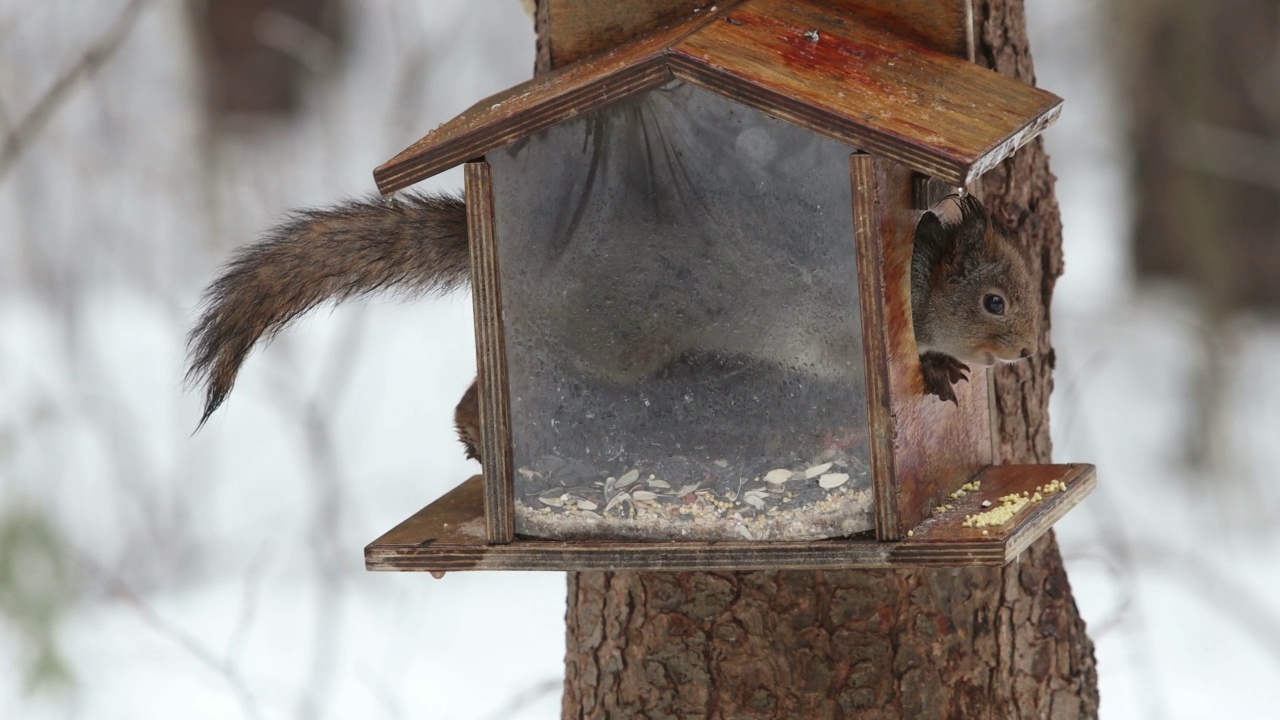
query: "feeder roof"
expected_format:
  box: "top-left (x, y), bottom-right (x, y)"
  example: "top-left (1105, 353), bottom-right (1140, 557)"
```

top-left (374, 0), bottom-right (1062, 194)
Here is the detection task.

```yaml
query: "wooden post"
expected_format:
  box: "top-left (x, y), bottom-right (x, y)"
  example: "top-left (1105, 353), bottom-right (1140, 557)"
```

top-left (540, 1), bottom-right (1099, 717)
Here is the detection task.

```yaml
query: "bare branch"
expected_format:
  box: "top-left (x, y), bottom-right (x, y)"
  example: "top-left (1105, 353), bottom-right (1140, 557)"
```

top-left (0, 0), bottom-right (152, 179)
top-left (478, 678), bottom-right (561, 720)
top-left (224, 537), bottom-right (276, 670)
top-left (260, 314), bottom-right (367, 720)
top-left (75, 549), bottom-right (265, 720)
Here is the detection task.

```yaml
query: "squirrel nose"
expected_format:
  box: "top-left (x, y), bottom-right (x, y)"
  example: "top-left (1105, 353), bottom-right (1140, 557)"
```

top-left (1019, 348), bottom-right (1033, 359)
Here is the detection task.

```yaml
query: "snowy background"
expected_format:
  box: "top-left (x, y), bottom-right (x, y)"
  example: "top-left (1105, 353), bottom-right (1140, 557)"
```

top-left (1, 1), bottom-right (1277, 718)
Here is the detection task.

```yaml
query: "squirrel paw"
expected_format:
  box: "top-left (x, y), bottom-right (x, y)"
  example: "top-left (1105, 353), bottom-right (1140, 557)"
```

top-left (454, 379), bottom-right (481, 462)
top-left (919, 352), bottom-right (969, 404)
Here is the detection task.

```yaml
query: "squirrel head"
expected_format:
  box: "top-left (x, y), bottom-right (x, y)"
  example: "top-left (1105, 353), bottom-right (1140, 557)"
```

top-left (912, 195), bottom-right (1039, 367)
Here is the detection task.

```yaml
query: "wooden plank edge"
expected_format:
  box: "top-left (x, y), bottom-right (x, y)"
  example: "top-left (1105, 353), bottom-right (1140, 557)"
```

top-left (374, 62), bottom-right (673, 195)
top-left (961, 0), bottom-right (976, 62)
top-left (367, 537), bottom-right (1015, 572)
top-left (1001, 463), bottom-right (1096, 562)
top-left (364, 533), bottom-right (1034, 572)
top-left (961, 97), bottom-right (1062, 185)
top-left (376, 0), bottom-right (741, 193)
top-left (850, 153), bottom-right (901, 541)
top-left (466, 162), bottom-right (516, 544)
top-left (891, 463), bottom-right (1096, 563)
top-left (376, 13), bottom-right (1059, 195)
top-left (363, 465), bottom-right (1095, 572)
top-left (364, 538), bottom-right (1019, 572)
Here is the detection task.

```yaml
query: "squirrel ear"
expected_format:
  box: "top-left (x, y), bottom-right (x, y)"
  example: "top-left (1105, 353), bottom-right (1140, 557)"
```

top-left (952, 195), bottom-right (989, 254)
top-left (914, 211), bottom-right (949, 256)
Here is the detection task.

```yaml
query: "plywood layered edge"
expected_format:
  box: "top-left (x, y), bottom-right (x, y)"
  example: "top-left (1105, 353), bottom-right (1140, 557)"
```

top-left (375, 61), bottom-right (673, 195)
top-left (374, 0), bottom-right (1060, 194)
top-left (364, 463), bottom-right (1095, 572)
top-left (465, 162), bottom-right (515, 544)
top-left (850, 153), bottom-right (900, 540)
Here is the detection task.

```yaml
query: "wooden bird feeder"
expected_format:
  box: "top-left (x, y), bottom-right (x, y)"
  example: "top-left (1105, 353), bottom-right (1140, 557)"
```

top-left (365, 0), bottom-right (1094, 573)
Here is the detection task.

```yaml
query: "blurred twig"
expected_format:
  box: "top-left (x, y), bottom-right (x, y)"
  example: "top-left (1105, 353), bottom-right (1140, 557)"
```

top-left (1052, 353), bottom-right (1169, 720)
top-left (76, 548), bottom-right (265, 720)
top-left (225, 536), bottom-right (276, 670)
top-left (264, 310), bottom-right (367, 720)
top-left (0, 0), bottom-right (152, 179)
top-left (295, 313), bottom-right (365, 720)
top-left (1058, 548), bottom-right (1134, 639)
top-left (477, 678), bottom-right (561, 720)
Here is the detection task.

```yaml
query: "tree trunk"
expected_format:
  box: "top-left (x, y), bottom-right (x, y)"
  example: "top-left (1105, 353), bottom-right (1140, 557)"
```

top-left (193, 0), bottom-right (347, 122)
top-left (548, 2), bottom-right (1098, 717)
top-left (1124, 0), bottom-right (1280, 312)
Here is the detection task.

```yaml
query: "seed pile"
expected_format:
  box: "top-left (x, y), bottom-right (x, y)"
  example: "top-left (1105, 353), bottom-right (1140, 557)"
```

top-left (933, 479), bottom-right (983, 516)
top-left (513, 447), bottom-right (874, 542)
top-left (961, 479), bottom-right (1068, 529)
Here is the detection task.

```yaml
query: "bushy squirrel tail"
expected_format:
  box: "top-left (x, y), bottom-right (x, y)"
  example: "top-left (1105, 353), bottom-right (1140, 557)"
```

top-left (186, 192), bottom-right (469, 427)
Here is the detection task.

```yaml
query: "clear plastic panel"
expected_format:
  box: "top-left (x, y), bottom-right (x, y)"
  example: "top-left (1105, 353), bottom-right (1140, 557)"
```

top-left (488, 81), bottom-right (872, 541)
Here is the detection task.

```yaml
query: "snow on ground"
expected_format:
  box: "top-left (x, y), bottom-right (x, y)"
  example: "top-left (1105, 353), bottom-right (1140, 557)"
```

top-left (1051, 296), bottom-right (1280, 720)
top-left (60, 570), bottom-right (566, 720)
top-left (1, 0), bottom-right (1277, 718)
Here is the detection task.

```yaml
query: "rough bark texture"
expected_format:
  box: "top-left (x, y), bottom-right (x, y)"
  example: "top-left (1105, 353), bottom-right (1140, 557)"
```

top-left (563, 540), bottom-right (1091, 720)
top-left (556, 2), bottom-right (1098, 717)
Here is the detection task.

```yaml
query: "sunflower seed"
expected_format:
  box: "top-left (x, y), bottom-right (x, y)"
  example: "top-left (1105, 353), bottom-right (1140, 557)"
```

top-left (818, 473), bottom-right (849, 489)
top-left (604, 492), bottom-right (631, 512)
top-left (804, 462), bottom-right (833, 479)
top-left (764, 469), bottom-right (794, 484)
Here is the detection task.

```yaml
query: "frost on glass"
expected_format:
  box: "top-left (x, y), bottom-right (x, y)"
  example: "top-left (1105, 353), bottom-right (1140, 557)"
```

top-left (488, 81), bottom-right (872, 541)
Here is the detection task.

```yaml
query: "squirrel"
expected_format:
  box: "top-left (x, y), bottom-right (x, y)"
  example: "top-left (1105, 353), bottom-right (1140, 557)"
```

top-left (186, 190), bottom-right (1036, 460)
top-left (910, 194), bottom-right (1039, 403)
top-left (184, 192), bottom-right (477, 449)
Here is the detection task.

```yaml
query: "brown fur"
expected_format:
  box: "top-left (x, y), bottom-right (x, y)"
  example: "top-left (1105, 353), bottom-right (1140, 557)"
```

top-left (453, 379), bottom-right (480, 461)
top-left (911, 194), bottom-right (1039, 401)
top-left (188, 190), bottom-right (1036, 460)
top-left (186, 192), bottom-right (470, 427)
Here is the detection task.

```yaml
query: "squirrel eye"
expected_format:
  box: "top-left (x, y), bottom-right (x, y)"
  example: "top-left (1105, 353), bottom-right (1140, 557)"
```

top-left (983, 294), bottom-right (1006, 315)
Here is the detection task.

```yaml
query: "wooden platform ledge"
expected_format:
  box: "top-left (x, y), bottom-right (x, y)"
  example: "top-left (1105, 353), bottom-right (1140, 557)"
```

top-left (365, 463), bottom-right (1095, 572)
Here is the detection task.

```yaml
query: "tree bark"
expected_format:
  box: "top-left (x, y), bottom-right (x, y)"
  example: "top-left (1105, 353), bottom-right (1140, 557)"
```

top-left (551, 2), bottom-right (1098, 717)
